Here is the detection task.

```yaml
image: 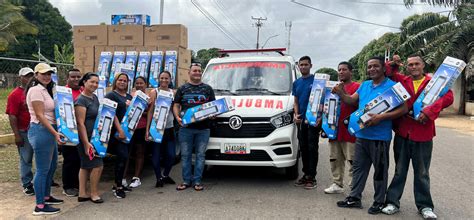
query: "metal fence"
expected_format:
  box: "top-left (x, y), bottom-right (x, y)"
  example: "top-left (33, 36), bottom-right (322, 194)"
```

top-left (0, 57), bottom-right (73, 135)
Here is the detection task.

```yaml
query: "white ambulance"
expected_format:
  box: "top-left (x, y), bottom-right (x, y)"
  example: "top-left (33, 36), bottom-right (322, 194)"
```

top-left (201, 49), bottom-right (300, 179)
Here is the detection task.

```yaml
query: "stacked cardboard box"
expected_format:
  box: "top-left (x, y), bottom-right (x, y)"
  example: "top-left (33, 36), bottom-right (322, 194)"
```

top-left (73, 24), bottom-right (191, 87)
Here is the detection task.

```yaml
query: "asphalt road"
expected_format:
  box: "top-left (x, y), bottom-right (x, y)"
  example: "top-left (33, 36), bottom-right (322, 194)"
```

top-left (54, 127), bottom-right (473, 219)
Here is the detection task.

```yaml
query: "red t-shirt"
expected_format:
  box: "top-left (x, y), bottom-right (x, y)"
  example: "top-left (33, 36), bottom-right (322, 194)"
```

top-left (65, 85), bottom-right (83, 101)
top-left (6, 87), bottom-right (31, 131)
top-left (331, 81), bottom-right (360, 143)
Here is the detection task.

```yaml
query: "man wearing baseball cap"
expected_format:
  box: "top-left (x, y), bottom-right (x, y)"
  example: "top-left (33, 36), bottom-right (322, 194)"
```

top-left (6, 67), bottom-right (35, 195)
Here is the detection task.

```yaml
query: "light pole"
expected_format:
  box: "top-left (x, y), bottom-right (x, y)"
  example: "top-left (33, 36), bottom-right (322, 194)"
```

top-left (261, 34), bottom-right (279, 49)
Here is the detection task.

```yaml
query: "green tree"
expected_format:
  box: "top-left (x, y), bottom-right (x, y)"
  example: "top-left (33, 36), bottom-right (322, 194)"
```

top-left (0, 0), bottom-right (37, 51)
top-left (315, 67), bottom-right (338, 81)
top-left (195, 48), bottom-right (220, 68)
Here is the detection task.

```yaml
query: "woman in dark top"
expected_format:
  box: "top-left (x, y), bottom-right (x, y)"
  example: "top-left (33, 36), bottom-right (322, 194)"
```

top-left (105, 73), bottom-right (133, 199)
top-left (74, 72), bottom-right (103, 203)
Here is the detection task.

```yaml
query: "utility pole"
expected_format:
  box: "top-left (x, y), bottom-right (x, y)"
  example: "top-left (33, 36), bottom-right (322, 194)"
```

top-left (285, 21), bottom-right (292, 55)
top-left (252, 16), bottom-right (267, 49)
top-left (159, 0), bottom-right (164, 24)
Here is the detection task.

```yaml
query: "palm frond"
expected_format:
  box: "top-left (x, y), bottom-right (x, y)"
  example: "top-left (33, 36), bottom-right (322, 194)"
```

top-left (404, 0), bottom-right (468, 7)
top-left (398, 21), bottom-right (457, 53)
top-left (401, 13), bottom-right (449, 38)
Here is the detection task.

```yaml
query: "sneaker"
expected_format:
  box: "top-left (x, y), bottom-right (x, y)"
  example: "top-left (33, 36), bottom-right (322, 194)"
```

top-left (420, 207), bottom-right (437, 219)
top-left (51, 181), bottom-right (60, 188)
top-left (294, 176), bottom-right (308, 187)
top-left (62, 188), bottom-right (79, 197)
top-left (112, 185), bottom-right (132, 192)
top-left (155, 178), bottom-right (164, 188)
top-left (23, 184), bottom-right (35, 196)
top-left (45, 196), bottom-right (64, 205)
top-left (32, 204), bottom-right (60, 216)
top-left (162, 176), bottom-right (176, 184)
top-left (324, 183), bottom-right (344, 194)
top-left (337, 197), bottom-right (362, 208)
top-left (114, 188), bottom-right (126, 199)
top-left (129, 177), bottom-right (141, 188)
top-left (121, 179), bottom-right (128, 187)
top-left (304, 179), bottom-right (317, 190)
top-left (382, 203), bottom-right (400, 215)
top-left (368, 202), bottom-right (384, 215)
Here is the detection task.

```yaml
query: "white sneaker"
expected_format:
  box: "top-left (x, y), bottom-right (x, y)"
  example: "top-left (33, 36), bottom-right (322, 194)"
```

top-left (420, 208), bottom-right (437, 219)
top-left (382, 203), bottom-right (399, 215)
top-left (122, 179), bottom-right (128, 187)
top-left (129, 177), bottom-right (141, 188)
top-left (324, 183), bottom-right (344, 194)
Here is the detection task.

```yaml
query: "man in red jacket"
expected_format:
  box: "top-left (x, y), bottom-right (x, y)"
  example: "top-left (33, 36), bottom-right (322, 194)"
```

top-left (382, 55), bottom-right (454, 220)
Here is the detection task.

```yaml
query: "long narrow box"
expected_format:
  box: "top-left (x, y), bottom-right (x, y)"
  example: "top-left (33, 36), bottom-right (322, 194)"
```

top-left (115, 90), bottom-right (150, 143)
top-left (148, 51), bottom-right (164, 88)
top-left (149, 90), bottom-right (174, 143)
top-left (118, 63), bottom-right (136, 94)
top-left (111, 14), bottom-right (150, 26)
top-left (412, 56), bottom-right (466, 119)
top-left (109, 51), bottom-right (125, 86)
top-left (164, 51), bottom-right (177, 87)
top-left (90, 98), bottom-right (118, 157)
top-left (322, 81), bottom-right (341, 140)
top-left (97, 51), bottom-right (113, 79)
top-left (54, 86), bottom-right (80, 146)
top-left (51, 67), bottom-right (58, 85)
top-left (136, 51), bottom-right (151, 80)
top-left (305, 74), bottom-right (330, 126)
top-left (348, 82), bottom-right (410, 135)
top-left (124, 51), bottom-right (138, 92)
top-left (94, 76), bottom-right (107, 102)
top-left (182, 97), bottom-right (235, 125)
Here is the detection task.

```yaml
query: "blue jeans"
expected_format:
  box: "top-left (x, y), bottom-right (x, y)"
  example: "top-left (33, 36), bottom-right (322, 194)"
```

top-left (151, 128), bottom-right (176, 180)
top-left (18, 130), bottom-right (34, 188)
top-left (28, 123), bottom-right (58, 205)
top-left (179, 128), bottom-right (210, 185)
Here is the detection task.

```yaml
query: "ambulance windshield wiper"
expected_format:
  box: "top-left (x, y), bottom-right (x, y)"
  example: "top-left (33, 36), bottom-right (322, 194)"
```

top-left (235, 88), bottom-right (283, 95)
top-left (214, 89), bottom-right (237, 95)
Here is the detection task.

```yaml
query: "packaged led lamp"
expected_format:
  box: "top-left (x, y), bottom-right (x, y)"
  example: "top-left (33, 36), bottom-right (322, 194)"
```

top-left (182, 97), bottom-right (235, 125)
top-left (118, 63), bottom-right (136, 94)
top-left (305, 74), bottom-right (330, 127)
top-left (148, 51), bottom-right (164, 88)
top-left (348, 82), bottom-right (410, 135)
top-left (411, 56), bottom-right (466, 119)
top-left (94, 75), bottom-right (107, 102)
top-left (51, 67), bottom-right (58, 85)
top-left (109, 51), bottom-right (125, 86)
top-left (149, 89), bottom-right (174, 143)
top-left (97, 52), bottom-right (113, 78)
top-left (53, 86), bottom-right (79, 146)
top-left (321, 81), bottom-right (341, 140)
top-left (164, 51), bottom-right (177, 86)
top-left (115, 90), bottom-right (150, 143)
top-left (90, 98), bottom-right (118, 157)
top-left (136, 51), bottom-right (151, 80)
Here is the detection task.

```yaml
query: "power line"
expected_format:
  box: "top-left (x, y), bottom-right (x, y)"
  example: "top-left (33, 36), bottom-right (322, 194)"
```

top-left (252, 16), bottom-right (267, 49)
top-left (291, 0), bottom-right (400, 29)
top-left (211, 0), bottom-right (253, 44)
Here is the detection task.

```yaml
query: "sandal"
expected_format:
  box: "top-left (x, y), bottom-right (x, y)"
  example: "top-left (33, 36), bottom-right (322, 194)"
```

top-left (176, 183), bottom-right (191, 191)
top-left (194, 184), bottom-right (204, 191)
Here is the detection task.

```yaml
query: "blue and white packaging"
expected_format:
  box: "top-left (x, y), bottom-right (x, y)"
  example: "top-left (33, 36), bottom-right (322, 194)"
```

top-left (164, 51), bottom-right (177, 86)
top-left (412, 56), bottom-right (466, 119)
top-left (109, 51), bottom-right (126, 86)
top-left (97, 51), bottom-right (113, 78)
top-left (118, 63), bottom-right (136, 94)
top-left (53, 86), bottom-right (79, 146)
top-left (182, 97), bottom-right (235, 125)
top-left (111, 14), bottom-right (150, 26)
top-left (148, 51), bottom-right (164, 88)
top-left (149, 90), bottom-right (174, 143)
top-left (90, 98), bottom-right (118, 157)
top-left (136, 51), bottom-right (151, 80)
top-left (348, 82), bottom-right (410, 135)
top-left (51, 67), bottom-right (58, 85)
top-left (321, 81), bottom-right (341, 140)
top-left (94, 75), bottom-right (107, 102)
top-left (115, 90), bottom-right (150, 143)
top-left (305, 74), bottom-right (330, 126)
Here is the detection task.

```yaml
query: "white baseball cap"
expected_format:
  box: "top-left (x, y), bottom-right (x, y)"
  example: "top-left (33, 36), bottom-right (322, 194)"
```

top-left (19, 67), bottom-right (34, 76)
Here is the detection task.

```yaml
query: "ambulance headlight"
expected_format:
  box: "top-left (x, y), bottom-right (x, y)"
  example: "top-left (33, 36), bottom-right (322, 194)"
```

top-left (270, 110), bottom-right (293, 128)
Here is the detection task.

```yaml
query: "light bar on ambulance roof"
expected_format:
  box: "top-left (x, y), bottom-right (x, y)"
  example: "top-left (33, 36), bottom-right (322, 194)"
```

top-left (218, 48), bottom-right (287, 56)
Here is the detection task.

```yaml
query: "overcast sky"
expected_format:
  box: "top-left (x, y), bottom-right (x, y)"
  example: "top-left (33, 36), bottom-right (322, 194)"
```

top-left (49, 0), bottom-right (449, 69)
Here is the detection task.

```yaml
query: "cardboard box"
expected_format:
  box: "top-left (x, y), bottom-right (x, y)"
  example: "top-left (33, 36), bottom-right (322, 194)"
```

top-left (176, 68), bottom-right (189, 87)
top-left (119, 63), bottom-right (136, 94)
top-left (74, 47), bottom-right (94, 67)
top-left (321, 81), bottom-right (341, 140)
top-left (148, 51), bottom-right (164, 88)
top-left (91, 98), bottom-right (118, 157)
top-left (182, 97), bottom-right (235, 125)
top-left (73, 25), bottom-right (108, 47)
top-left (115, 90), bottom-right (150, 143)
top-left (94, 76), bottom-right (107, 102)
top-left (108, 25), bottom-right (144, 46)
top-left (111, 14), bottom-right (150, 26)
top-left (412, 56), bottom-right (466, 119)
top-left (94, 46), bottom-right (115, 68)
top-left (54, 86), bottom-right (80, 146)
top-left (75, 65), bottom-right (94, 75)
top-left (144, 24), bottom-right (188, 47)
top-left (348, 82), bottom-right (410, 135)
top-left (305, 74), bottom-right (330, 126)
top-left (149, 90), bottom-right (173, 143)
top-left (134, 46), bottom-right (157, 52)
top-left (108, 51), bottom-right (126, 86)
top-left (157, 46), bottom-right (191, 69)
top-left (136, 51), bottom-right (151, 80)
top-left (97, 51), bottom-right (113, 78)
top-left (51, 67), bottom-right (59, 85)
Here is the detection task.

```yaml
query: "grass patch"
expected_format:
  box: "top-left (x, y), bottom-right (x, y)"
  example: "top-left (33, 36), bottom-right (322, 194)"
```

top-left (0, 87), bottom-right (16, 135)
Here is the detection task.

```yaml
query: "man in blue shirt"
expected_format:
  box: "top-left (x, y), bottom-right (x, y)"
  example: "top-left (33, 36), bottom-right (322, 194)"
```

top-left (333, 56), bottom-right (407, 214)
top-left (292, 56), bottom-right (320, 189)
